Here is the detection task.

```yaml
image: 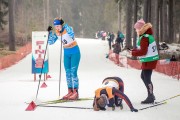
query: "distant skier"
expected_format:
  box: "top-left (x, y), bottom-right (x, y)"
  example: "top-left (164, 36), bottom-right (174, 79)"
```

top-left (117, 31), bottom-right (125, 48)
top-left (47, 18), bottom-right (81, 100)
top-left (112, 39), bottom-right (122, 66)
top-left (93, 77), bottom-right (138, 112)
top-left (107, 32), bottom-right (112, 50)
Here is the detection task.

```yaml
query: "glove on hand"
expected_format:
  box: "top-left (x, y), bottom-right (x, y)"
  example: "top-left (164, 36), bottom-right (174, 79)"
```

top-left (47, 26), bottom-right (53, 32)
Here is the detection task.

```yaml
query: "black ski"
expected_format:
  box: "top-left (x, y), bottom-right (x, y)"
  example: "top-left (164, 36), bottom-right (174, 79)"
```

top-left (139, 94), bottom-right (180, 111)
top-left (139, 101), bottom-right (167, 111)
top-left (155, 94), bottom-right (180, 104)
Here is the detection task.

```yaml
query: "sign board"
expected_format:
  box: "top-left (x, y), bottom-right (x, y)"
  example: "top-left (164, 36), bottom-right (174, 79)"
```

top-left (32, 31), bottom-right (49, 73)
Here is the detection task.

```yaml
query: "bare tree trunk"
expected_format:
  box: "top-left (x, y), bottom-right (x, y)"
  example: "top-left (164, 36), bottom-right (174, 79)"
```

top-left (156, 0), bottom-right (160, 43)
top-left (20, 0), bottom-right (27, 43)
top-left (162, 0), bottom-right (168, 43)
top-left (118, 0), bottom-right (120, 30)
top-left (60, 0), bottom-right (62, 17)
top-left (132, 0), bottom-right (138, 60)
top-left (125, 0), bottom-right (133, 48)
top-left (31, 0), bottom-right (34, 22)
top-left (119, 6), bottom-right (122, 31)
top-left (43, 0), bottom-right (46, 30)
top-left (179, 24), bottom-right (180, 43)
top-left (133, 0), bottom-right (137, 49)
top-left (159, 0), bottom-right (163, 42)
top-left (147, 0), bottom-right (151, 22)
top-left (9, 0), bottom-right (16, 51)
top-left (47, 0), bottom-right (49, 25)
top-left (24, 1), bottom-right (28, 43)
top-left (151, 0), bottom-right (159, 42)
top-left (143, 0), bottom-right (148, 22)
top-left (168, 0), bottom-right (174, 43)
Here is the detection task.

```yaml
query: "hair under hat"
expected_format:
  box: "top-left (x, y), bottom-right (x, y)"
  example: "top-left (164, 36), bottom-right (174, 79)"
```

top-left (134, 19), bottom-right (145, 30)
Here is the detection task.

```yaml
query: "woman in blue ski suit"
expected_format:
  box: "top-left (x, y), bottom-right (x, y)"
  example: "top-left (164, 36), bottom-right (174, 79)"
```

top-left (48, 18), bottom-right (81, 100)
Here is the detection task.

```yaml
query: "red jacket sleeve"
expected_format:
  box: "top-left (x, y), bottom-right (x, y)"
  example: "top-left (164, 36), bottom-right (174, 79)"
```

top-left (132, 37), bottom-right (149, 56)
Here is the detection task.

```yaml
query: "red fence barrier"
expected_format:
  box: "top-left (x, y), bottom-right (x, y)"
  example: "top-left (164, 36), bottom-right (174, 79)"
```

top-left (127, 58), bottom-right (141, 70)
top-left (155, 61), bottom-right (180, 80)
top-left (127, 58), bottom-right (180, 80)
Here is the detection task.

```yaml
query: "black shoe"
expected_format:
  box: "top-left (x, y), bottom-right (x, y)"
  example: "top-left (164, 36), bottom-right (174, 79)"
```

top-left (116, 101), bottom-right (123, 110)
top-left (141, 94), bottom-right (155, 104)
top-left (131, 108), bottom-right (138, 112)
top-left (119, 103), bottom-right (123, 110)
top-left (115, 97), bottom-right (123, 109)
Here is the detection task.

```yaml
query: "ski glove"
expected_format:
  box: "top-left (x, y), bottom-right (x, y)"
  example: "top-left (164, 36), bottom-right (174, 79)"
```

top-left (131, 108), bottom-right (138, 112)
top-left (47, 26), bottom-right (53, 32)
top-left (48, 31), bottom-right (58, 45)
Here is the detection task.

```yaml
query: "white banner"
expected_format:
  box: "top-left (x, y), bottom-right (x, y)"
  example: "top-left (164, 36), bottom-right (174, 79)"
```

top-left (32, 31), bottom-right (49, 73)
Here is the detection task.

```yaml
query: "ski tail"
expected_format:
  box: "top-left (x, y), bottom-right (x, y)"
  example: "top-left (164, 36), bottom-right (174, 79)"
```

top-left (25, 97), bottom-right (93, 106)
top-left (155, 94), bottom-right (180, 104)
top-left (139, 101), bottom-right (167, 111)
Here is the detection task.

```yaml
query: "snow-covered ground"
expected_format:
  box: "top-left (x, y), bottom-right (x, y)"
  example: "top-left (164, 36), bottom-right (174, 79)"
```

top-left (0, 38), bottom-right (179, 120)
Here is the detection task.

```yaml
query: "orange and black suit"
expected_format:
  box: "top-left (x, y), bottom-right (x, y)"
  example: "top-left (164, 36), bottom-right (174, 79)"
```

top-left (94, 77), bottom-right (135, 110)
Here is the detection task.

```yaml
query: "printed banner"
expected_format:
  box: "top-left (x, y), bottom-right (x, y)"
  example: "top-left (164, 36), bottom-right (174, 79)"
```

top-left (32, 31), bottom-right (49, 73)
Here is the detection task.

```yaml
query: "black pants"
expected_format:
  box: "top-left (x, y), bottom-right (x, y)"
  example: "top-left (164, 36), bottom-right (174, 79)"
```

top-left (141, 70), bottom-right (154, 96)
top-left (108, 41), bottom-right (112, 50)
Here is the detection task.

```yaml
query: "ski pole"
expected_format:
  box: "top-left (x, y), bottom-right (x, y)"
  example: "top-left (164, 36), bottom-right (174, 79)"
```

top-left (58, 32), bottom-right (63, 98)
top-left (38, 105), bottom-right (93, 110)
top-left (35, 30), bottom-right (51, 100)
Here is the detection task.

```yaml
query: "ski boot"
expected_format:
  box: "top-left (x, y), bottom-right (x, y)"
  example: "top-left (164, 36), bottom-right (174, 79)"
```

top-left (62, 89), bottom-right (73, 100)
top-left (141, 94), bottom-right (155, 104)
top-left (131, 107), bottom-right (138, 112)
top-left (68, 89), bottom-right (79, 100)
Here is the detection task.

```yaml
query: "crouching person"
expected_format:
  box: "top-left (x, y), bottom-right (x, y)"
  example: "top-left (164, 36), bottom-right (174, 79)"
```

top-left (93, 77), bottom-right (138, 112)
